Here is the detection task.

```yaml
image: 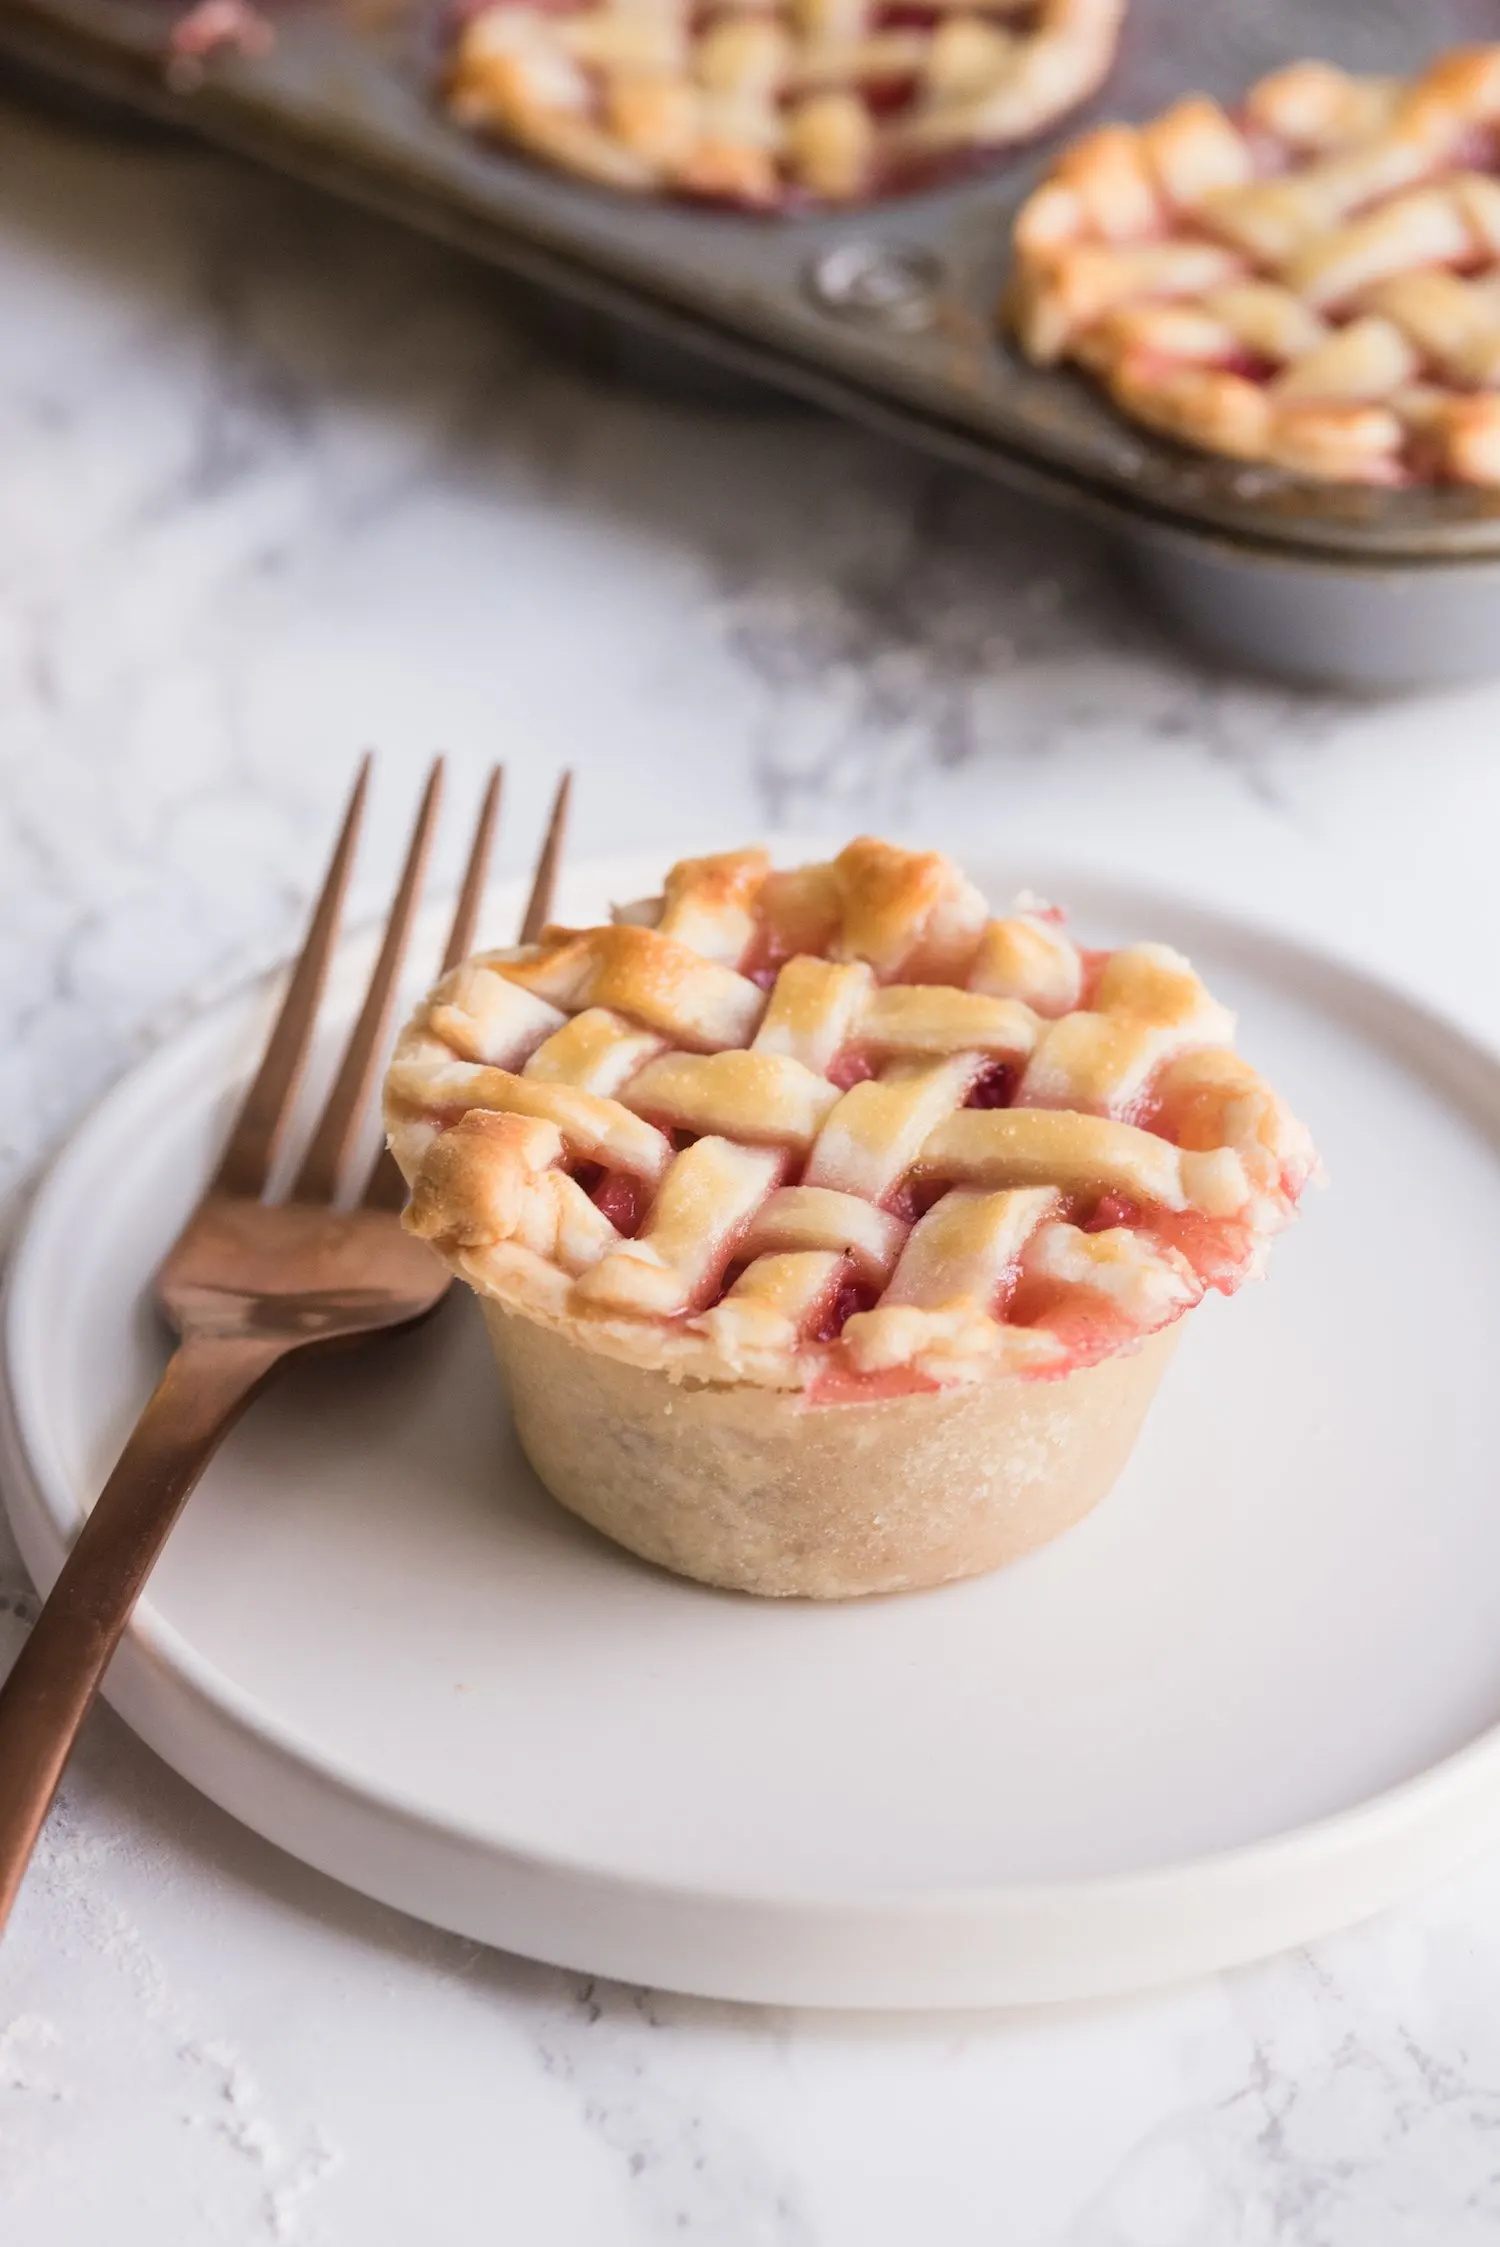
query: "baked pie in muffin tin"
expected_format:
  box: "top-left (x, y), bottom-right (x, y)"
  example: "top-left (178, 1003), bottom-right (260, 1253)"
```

top-left (1008, 43), bottom-right (1500, 486)
top-left (444, 0), bottom-right (1124, 207)
top-left (385, 840), bottom-right (1315, 1597)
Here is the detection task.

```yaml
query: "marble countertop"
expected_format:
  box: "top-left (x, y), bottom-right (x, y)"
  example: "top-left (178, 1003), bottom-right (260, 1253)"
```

top-left (9, 73), bottom-right (1500, 2247)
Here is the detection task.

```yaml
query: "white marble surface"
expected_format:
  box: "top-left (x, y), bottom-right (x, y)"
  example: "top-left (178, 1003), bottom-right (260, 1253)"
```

top-left (10, 75), bottom-right (1500, 2247)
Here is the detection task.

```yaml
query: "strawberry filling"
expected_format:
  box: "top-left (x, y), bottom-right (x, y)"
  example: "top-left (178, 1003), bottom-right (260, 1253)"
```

top-left (964, 1060), bottom-right (1018, 1110)
top-left (810, 1275), bottom-right (879, 1343)
top-left (1138, 1206), bottom-right (1255, 1293)
top-left (808, 1358), bottom-right (942, 1405)
top-left (1015, 1288), bottom-right (1145, 1370)
top-left (1084, 1191), bottom-right (1141, 1232)
top-left (882, 1175), bottom-right (948, 1225)
top-left (826, 1049), bottom-right (877, 1092)
top-left (578, 1167), bottom-right (648, 1236)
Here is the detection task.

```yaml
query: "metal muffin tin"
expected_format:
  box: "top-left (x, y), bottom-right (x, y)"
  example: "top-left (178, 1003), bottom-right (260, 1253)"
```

top-left (5, 0), bottom-right (1500, 683)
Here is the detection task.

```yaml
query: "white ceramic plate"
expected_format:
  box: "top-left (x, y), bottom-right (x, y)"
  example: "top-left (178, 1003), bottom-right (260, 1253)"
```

top-left (6, 852), bottom-right (1500, 2010)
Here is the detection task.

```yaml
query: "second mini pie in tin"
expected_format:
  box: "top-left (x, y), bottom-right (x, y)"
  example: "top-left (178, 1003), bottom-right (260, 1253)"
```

top-left (1008, 44), bottom-right (1500, 486)
top-left (444, 0), bottom-right (1124, 208)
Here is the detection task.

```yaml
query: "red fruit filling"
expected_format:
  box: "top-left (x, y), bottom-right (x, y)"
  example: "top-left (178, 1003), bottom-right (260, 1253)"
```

top-left (882, 1176), bottom-right (948, 1225)
top-left (1138, 1207), bottom-right (1254, 1293)
top-left (826, 1049), bottom-right (876, 1092)
top-left (965, 1060), bottom-right (1018, 1110)
top-left (809, 1358), bottom-right (941, 1405)
top-left (1084, 1192), bottom-right (1142, 1233)
top-left (1076, 946), bottom-right (1112, 1006)
top-left (590, 1170), bottom-right (648, 1236)
top-left (810, 1276), bottom-right (878, 1343)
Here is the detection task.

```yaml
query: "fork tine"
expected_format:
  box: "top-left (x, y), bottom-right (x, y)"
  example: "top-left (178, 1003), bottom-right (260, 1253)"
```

top-left (442, 764), bottom-right (503, 974)
top-left (212, 756), bottom-right (371, 1201)
top-left (293, 760), bottom-right (444, 1206)
top-left (518, 769), bottom-right (572, 944)
top-left (362, 765), bottom-right (505, 1213)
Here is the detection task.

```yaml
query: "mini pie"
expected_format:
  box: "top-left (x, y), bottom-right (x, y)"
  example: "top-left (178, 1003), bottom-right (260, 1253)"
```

top-left (384, 839), bottom-right (1315, 1597)
top-left (444, 0), bottom-right (1124, 209)
top-left (1007, 44), bottom-right (1500, 486)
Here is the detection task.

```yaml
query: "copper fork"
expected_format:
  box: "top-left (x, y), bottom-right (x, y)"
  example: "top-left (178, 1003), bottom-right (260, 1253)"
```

top-left (0, 758), bottom-right (573, 1935)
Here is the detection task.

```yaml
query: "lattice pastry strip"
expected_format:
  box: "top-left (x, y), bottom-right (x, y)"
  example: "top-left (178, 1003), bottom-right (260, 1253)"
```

top-left (445, 0), bottom-right (1124, 210)
top-left (632, 1045), bottom-right (850, 1150)
top-left (1017, 935), bottom-right (1240, 1114)
top-left (751, 957), bottom-right (873, 1074)
top-left (426, 962), bottom-right (567, 1068)
top-left (695, 1250), bottom-right (851, 1372)
top-left (619, 840), bottom-right (992, 984)
top-left (405, 1109), bottom-right (621, 1270)
top-left (802, 1056), bottom-right (985, 1202)
top-left (1006, 45), bottom-right (1500, 486)
top-left (522, 1006), bottom-right (668, 1094)
top-left (736, 1184), bottom-right (908, 1285)
top-left (387, 838), bottom-right (1315, 1393)
top-left (1023, 1220), bottom-right (1200, 1324)
top-left (841, 1186), bottom-right (1060, 1378)
top-left (387, 1042), bottom-right (674, 1180)
top-left (968, 904), bottom-right (1084, 1015)
top-left (573, 1136), bottom-right (783, 1316)
top-left (920, 1106), bottom-right (1248, 1214)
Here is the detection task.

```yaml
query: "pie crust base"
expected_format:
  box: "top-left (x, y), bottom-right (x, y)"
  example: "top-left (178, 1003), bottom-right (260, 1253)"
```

top-left (487, 1300), bottom-right (1178, 1598)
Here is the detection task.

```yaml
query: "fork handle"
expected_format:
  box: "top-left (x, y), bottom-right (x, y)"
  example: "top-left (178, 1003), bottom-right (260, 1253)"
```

top-left (0, 1331), bottom-right (287, 1935)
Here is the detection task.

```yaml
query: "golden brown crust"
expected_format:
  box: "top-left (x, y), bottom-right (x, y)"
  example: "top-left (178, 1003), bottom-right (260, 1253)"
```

top-left (1006, 44), bottom-right (1500, 487)
top-left (384, 840), bottom-right (1315, 1395)
top-left (498, 923), bottom-right (766, 1051)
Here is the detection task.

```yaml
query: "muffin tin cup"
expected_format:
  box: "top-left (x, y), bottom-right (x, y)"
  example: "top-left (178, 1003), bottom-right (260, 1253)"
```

top-left (11, 0), bottom-right (1500, 681)
top-left (1121, 523), bottom-right (1500, 692)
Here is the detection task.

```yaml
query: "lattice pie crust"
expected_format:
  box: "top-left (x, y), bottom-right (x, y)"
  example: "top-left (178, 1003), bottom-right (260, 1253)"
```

top-left (1008, 45), bottom-right (1500, 485)
top-left (387, 837), bottom-right (1312, 1389)
top-left (385, 839), bottom-right (1313, 1595)
top-left (445, 0), bottom-right (1123, 208)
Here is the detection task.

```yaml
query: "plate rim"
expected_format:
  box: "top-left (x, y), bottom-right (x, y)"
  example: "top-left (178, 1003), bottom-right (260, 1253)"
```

top-left (7, 846), bottom-right (1500, 2007)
